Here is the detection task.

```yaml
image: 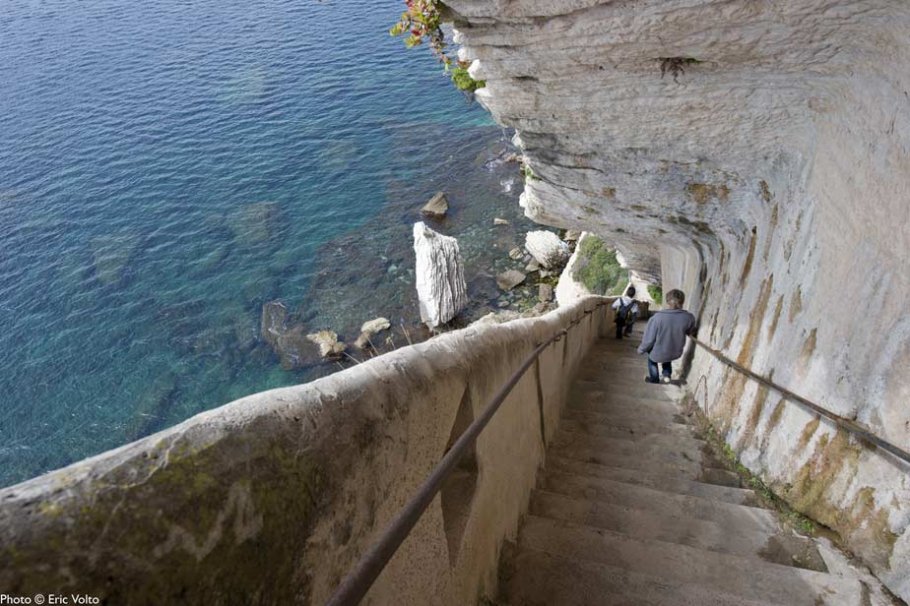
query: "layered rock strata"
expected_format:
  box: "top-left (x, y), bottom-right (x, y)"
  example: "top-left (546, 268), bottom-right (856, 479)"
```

top-left (447, 0), bottom-right (910, 598)
top-left (413, 222), bottom-right (468, 328)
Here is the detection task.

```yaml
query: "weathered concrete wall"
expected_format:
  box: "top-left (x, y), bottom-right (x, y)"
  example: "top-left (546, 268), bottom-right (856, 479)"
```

top-left (447, 0), bottom-right (910, 599)
top-left (0, 297), bottom-right (610, 605)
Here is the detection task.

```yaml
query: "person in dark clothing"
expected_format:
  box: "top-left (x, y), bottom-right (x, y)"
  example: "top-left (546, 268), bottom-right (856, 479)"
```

top-left (611, 286), bottom-right (640, 339)
top-left (637, 288), bottom-right (696, 384)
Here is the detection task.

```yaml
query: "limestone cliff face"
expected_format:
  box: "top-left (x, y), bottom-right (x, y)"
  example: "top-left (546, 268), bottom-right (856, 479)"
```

top-left (446, 0), bottom-right (910, 597)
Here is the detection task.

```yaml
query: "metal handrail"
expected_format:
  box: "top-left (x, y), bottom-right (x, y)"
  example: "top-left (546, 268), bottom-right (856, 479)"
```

top-left (691, 337), bottom-right (910, 467)
top-left (324, 299), bottom-right (610, 606)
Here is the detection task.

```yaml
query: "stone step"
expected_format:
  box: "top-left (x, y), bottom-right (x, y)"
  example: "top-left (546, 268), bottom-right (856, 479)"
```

top-left (548, 432), bottom-right (710, 472)
top-left (556, 416), bottom-right (698, 442)
top-left (500, 546), bottom-right (785, 606)
top-left (553, 425), bottom-right (714, 458)
top-left (515, 516), bottom-right (863, 606)
top-left (551, 428), bottom-right (711, 462)
top-left (531, 474), bottom-right (779, 529)
top-left (568, 390), bottom-right (680, 412)
top-left (576, 360), bottom-right (661, 370)
top-left (572, 379), bottom-right (677, 399)
top-left (582, 376), bottom-right (684, 390)
top-left (576, 363), bottom-right (649, 374)
top-left (565, 398), bottom-right (686, 424)
top-left (546, 441), bottom-right (704, 476)
top-left (542, 460), bottom-right (756, 506)
top-left (585, 390), bottom-right (675, 404)
top-left (555, 422), bottom-right (705, 446)
top-left (527, 490), bottom-right (807, 563)
top-left (545, 453), bottom-right (741, 489)
top-left (559, 408), bottom-right (696, 438)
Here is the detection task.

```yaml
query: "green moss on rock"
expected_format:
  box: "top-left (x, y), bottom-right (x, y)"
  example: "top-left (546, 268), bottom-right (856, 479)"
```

top-left (2, 430), bottom-right (326, 604)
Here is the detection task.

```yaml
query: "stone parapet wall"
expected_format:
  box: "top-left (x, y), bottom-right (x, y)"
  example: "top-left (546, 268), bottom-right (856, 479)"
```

top-left (0, 296), bottom-right (610, 605)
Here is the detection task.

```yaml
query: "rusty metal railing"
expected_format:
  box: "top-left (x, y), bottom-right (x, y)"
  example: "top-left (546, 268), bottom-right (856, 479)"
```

top-left (691, 337), bottom-right (910, 467)
top-left (324, 299), bottom-right (610, 606)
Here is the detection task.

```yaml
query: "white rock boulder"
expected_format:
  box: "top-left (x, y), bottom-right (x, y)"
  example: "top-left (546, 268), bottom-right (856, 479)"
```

top-left (353, 317), bottom-right (392, 349)
top-left (525, 230), bottom-right (570, 269)
top-left (413, 222), bottom-right (468, 328)
top-left (306, 330), bottom-right (346, 359)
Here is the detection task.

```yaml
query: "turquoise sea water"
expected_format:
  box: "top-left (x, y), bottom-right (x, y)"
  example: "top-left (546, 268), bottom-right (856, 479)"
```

top-left (0, 0), bottom-right (538, 487)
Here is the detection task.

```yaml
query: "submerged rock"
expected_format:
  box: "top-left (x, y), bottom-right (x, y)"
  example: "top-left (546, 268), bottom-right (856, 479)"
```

top-left (525, 259), bottom-right (541, 273)
top-left (306, 330), bottom-right (346, 359)
top-left (260, 301), bottom-right (289, 347)
top-left (413, 222), bottom-right (467, 328)
top-left (525, 230), bottom-right (570, 269)
top-left (228, 201), bottom-right (281, 246)
top-left (260, 301), bottom-right (319, 368)
top-left (467, 271), bottom-right (501, 303)
top-left (508, 247), bottom-right (524, 260)
top-left (494, 217), bottom-right (510, 226)
top-left (125, 371), bottom-right (177, 440)
top-left (274, 326), bottom-right (315, 368)
top-left (354, 317), bottom-right (392, 349)
top-left (90, 234), bottom-right (141, 286)
top-left (420, 192), bottom-right (449, 218)
top-left (539, 283), bottom-right (554, 302)
top-left (497, 270), bottom-right (527, 291)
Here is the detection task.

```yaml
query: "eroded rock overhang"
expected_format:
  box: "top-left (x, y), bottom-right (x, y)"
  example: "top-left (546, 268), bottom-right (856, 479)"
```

top-left (446, 0), bottom-right (910, 599)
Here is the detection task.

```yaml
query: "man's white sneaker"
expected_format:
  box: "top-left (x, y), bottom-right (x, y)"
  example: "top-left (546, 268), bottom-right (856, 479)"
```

top-left (661, 376), bottom-right (672, 384)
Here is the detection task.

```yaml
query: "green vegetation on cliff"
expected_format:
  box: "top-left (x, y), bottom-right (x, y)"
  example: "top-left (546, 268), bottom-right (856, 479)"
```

top-left (389, 0), bottom-right (485, 92)
top-left (573, 236), bottom-right (628, 296)
top-left (648, 284), bottom-right (663, 305)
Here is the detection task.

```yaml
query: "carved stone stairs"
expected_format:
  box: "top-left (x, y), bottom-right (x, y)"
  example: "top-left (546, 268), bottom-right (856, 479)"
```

top-left (496, 326), bottom-right (895, 606)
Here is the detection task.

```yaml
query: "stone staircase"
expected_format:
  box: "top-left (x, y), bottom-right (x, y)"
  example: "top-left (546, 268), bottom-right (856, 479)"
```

top-left (496, 327), bottom-right (896, 606)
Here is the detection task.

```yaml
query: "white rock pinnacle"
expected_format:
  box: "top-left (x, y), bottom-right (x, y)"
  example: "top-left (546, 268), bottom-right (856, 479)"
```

top-left (413, 222), bottom-right (468, 329)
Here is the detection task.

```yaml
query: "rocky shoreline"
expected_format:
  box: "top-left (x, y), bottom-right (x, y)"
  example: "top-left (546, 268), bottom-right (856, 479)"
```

top-left (257, 135), bottom-right (580, 369)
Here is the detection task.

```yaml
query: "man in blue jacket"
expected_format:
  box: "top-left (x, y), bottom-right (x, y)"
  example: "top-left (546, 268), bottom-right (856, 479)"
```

top-left (637, 289), bottom-right (697, 384)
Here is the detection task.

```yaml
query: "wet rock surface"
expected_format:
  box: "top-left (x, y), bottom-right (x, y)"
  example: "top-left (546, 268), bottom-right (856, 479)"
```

top-left (420, 192), bottom-right (449, 218)
top-left (497, 269), bottom-right (526, 291)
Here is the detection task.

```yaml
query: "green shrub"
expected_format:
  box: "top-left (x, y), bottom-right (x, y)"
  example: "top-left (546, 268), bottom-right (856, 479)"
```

top-left (451, 65), bottom-right (485, 92)
top-left (573, 236), bottom-right (628, 296)
top-left (647, 284), bottom-right (663, 305)
top-left (390, 0), bottom-right (485, 92)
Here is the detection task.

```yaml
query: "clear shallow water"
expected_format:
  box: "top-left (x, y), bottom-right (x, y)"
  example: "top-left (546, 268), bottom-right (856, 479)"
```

top-left (0, 0), bottom-right (537, 487)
